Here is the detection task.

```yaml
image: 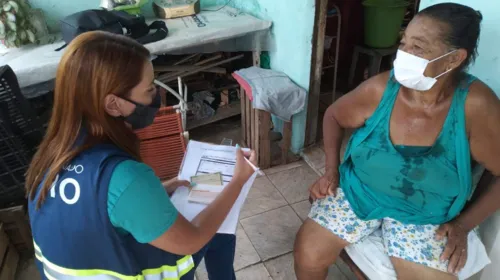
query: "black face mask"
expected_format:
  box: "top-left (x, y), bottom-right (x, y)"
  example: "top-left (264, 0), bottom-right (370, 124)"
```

top-left (121, 92), bottom-right (161, 130)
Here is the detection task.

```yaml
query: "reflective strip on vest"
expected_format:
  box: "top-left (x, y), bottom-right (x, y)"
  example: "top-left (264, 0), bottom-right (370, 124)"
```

top-left (34, 242), bottom-right (194, 280)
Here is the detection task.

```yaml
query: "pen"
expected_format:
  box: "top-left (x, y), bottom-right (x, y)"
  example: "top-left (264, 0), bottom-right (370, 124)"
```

top-left (243, 155), bottom-right (264, 176)
top-left (236, 144), bottom-right (264, 176)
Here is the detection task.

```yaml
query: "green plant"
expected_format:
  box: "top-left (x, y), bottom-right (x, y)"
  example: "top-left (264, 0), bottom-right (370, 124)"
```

top-left (0, 0), bottom-right (36, 48)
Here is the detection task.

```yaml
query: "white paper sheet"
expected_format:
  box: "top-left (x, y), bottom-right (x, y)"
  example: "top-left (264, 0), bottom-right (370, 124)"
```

top-left (170, 140), bottom-right (257, 234)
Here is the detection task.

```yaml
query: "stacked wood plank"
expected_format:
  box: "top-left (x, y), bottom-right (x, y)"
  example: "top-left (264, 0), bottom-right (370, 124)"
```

top-left (155, 53), bottom-right (243, 84)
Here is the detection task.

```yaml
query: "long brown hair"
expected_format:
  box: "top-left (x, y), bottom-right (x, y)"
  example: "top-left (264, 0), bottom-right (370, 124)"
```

top-left (26, 31), bottom-right (150, 207)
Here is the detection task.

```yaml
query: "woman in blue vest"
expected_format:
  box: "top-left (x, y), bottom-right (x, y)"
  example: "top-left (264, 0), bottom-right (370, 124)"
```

top-left (25, 31), bottom-right (256, 280)
top-left (294, 3), bottom-right (500, 280)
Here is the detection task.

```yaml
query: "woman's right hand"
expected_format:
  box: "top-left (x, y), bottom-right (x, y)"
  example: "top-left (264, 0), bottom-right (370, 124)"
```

top-left (309, 170), bottom-right (339, 202)
top-left (232, 147), bottom-right (257, 185)
top-left (151, 146), bottom-right (257, 256)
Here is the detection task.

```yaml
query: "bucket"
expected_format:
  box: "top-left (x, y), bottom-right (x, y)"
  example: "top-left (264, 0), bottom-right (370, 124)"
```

top-left (363, 0), bottom-right (410, 48)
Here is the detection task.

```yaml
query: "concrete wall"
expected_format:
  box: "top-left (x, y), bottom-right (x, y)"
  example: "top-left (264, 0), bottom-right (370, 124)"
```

top-left (419, 0), bottom-right (500, 95)
top-left (29, 0), bottom-right (316, 153)
top-left (419, 1), bottom-right (500, 279)
top-left (30, 0), bottom-right (101, 32)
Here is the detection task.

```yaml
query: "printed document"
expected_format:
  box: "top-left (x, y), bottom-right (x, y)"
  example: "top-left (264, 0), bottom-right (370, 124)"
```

top-left (170, 140), bottom-right (258, 234)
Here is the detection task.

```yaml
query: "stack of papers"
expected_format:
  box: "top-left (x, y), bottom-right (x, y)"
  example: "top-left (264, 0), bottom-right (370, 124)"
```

top-left (171, 141), bottom-right (258, 234)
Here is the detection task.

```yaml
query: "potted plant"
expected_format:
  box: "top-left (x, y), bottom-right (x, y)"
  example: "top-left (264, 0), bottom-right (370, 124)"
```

top-left (0, 0), bottom-right (37, 48)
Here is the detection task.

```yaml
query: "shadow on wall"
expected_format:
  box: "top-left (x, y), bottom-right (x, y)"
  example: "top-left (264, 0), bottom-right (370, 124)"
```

top-left (29, 0), bottom-right (224, 33)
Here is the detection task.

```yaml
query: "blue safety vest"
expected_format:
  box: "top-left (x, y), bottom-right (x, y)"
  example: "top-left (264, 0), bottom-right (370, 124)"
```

top-left (28, 144), bottom-right (194, 280)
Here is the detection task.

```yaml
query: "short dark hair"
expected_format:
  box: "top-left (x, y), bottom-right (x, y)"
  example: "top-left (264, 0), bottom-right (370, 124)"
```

top-left (418, 3), bottom-right (482, 73)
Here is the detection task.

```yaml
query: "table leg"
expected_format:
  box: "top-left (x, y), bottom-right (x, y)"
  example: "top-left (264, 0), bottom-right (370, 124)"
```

top-left (282, 120), bottom-right (292, 165)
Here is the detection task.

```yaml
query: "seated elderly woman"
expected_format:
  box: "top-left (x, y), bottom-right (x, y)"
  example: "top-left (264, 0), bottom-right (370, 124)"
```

top-left (294, 3), bottom-right (500, 280)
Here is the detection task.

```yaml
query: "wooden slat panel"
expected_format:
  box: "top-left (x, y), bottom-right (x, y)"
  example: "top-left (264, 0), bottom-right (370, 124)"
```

top-left (250, 51), bottom-right (260, 151)
top-left (282, 120), bottom-right (293, 165)
top-left (251, 107), bottom-right (256, 150)
top-left (245, 94), bottom-right (252, 147)
top-left (0, 224), bottom-right (9, 267)
top-left (0, 245), bottom-right (19, 280)
top-left (253, 109), bottom-right (260, 165)
top-left (259, 111), bottom-right (271, 169)
top-left (240, 87), bottom-right (247, 143)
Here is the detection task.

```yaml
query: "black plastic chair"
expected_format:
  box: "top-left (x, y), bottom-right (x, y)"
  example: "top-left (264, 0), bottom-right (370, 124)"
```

top-left (0, 65), bottom-right (45, 208)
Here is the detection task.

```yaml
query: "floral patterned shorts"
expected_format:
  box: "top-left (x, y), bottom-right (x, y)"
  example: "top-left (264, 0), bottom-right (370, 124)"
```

top-left (309, 188), bottom-right (450, 273)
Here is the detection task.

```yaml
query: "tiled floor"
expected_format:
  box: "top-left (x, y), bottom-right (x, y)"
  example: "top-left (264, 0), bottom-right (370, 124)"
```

top-left (195, 161), bottom-right (357, 280)
top-left (16, 159), bottom-right (357, 280)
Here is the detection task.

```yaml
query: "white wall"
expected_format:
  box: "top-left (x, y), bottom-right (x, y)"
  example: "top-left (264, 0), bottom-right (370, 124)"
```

top-left (419, 1), bottom-right (500, 279)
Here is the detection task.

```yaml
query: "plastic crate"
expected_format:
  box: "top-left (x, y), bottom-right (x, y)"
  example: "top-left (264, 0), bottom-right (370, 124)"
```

top-left (0, 126), bottom-right (28, 208)
top-left (0, 66), bottom-right (45, 208)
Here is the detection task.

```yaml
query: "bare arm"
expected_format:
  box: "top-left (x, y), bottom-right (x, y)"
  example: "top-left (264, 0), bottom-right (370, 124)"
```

top-left (150, 149), bottom-right (256, 255)
top-left (456, 82), bottom-right (500, 231)
top-left (322, 72), bottom-right (388, 176)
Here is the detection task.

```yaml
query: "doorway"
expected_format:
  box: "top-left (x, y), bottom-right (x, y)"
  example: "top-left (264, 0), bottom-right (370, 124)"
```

top-left (305, 0), bottom-right (421, 147)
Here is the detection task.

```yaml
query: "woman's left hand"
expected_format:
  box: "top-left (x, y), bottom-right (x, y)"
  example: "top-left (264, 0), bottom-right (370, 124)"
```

top-left (436, 221), bottom-right (468, 274)
top-left (162, 178), bottom-right (192, 195)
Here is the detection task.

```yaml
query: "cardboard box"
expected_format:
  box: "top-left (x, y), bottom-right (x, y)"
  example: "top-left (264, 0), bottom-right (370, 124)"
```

top-left (153, 0), bottom-right (201, 19)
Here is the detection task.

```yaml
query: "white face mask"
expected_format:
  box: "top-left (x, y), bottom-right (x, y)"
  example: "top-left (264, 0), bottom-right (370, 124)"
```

top-left (393, 49), bottom-right (457, 91)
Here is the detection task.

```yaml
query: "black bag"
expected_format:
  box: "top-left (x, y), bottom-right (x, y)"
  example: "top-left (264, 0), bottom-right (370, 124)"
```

top-left (56, 9), bottom-right (168, 51)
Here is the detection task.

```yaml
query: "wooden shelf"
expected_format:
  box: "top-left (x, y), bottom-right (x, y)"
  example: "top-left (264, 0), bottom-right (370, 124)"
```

top-left (187, 102), bottom-right (241, 130)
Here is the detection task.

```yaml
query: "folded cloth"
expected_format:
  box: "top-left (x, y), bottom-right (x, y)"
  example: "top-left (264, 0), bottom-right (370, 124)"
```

top-left (345, 228), bottom-right (491, 280)
top-left (233, 66), bottom-right (306, 121)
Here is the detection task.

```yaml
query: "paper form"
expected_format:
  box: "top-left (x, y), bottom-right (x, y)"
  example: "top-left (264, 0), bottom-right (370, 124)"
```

top-left (196, 150), bottom-right (236, 183)
top-left (171, 140), bottom-right (257, 234)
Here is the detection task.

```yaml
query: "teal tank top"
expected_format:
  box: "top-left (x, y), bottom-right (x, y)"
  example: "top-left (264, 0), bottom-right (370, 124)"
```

top-left (340, 71), bottom-right (477, 225)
